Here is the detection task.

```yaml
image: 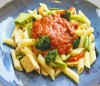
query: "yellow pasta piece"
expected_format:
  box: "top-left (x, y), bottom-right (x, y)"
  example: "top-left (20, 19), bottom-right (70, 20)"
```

top-left (11, 25), bottom-right (19, 39)
top-left (89, 34), bottom-right (95, 44)
top-left (24, 30), bottom-right (29, 39)
top-left (62, 67), bottom-right (79, 83)
top-left (84, 51), bottom-right (90, 68)
top-left (18, 39), bottom-right (36, 47)
top-left (10, 49), bottom-right (23, 71)
top-left (15, 29), bottom-right (23, 43)
top-left (89, 42), bottom-right (96, 65)
top-left (75, 30), bottom-right (86, 36)
top-left (69, 48), bottom-right (84, 56)
top-left (78, 10), bottom-right (91, 27)
top-left (38, 54), bottom-right (55, 80)
top-left (40, 65), bottom-right (48, 76)
top-left (66, 61), bottom-right (78, 67)
top-left (4, 38), bottom-right (17, 47)
top-left (77, 58), bottom-right (84, 74)
top-left (20, 54), bottom-right (40, 73)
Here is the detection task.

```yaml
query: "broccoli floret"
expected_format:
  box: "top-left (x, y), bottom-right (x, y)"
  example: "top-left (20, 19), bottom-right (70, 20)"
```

top-left (65, 11), bottom-right (71, 21)
top-left (45, 50), bottom-right (66, 67)
top-left (35, 36), bottom-right (50, 50)
top-left (72, 36), bottom-right (80, 49)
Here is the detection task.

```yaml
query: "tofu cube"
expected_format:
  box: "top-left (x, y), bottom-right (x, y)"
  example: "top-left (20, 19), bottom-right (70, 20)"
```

top-left (20, 54), bottom-right (39, 73)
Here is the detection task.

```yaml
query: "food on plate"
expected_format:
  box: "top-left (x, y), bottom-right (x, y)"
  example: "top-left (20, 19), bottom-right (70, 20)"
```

top-left (4, 3), bottom-right (99, 83)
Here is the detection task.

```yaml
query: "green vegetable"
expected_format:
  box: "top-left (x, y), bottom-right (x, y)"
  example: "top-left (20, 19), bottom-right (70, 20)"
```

top-left (16, 51), bottom-right (25, 60)
top-left (65, 12), bottom-right (89, 25)
top-left (27, 22), bottom-right (33, 38)
top-left (49, 8), bottom-right (59, 10)
top-left (95, 47), bottom-right (99, 57)
top-left (65, 11), bottom-right (71, 21)
top-left (42, 10), bottom-right (52, 16)
top-left (45, 50), bottom-right (66, 67)
top-left (72, 37), bottom-right (80, 49)
top-left (83, 36), bottom-right (89, 51)
top-left (35, 36), bottom-right (50, 50)
top-left (14, 13), bottom-right (33, 25)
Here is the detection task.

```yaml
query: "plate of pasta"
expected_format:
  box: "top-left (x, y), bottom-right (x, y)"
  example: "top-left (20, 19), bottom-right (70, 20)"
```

top-left (0, 0), bottom-right (100, 86)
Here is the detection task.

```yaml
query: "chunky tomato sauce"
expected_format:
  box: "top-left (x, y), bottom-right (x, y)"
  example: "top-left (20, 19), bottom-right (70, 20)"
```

top-left (32, 14), bottom-right (77, 54)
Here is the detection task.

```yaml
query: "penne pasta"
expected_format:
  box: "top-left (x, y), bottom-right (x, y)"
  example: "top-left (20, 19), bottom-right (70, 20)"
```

top-left (83, 29), bottom-right (93, 36)
top-left (21, 47), bottom-right (40, 74)
top-left (77, 58), bottom-right (84, 74)
top-left (40, 65), bottom-right (48, 76)
top-left (15, 29), bottom-right (23, 43)
top-left (4, 3), bottom-right (98, 84)
top-left (78, 35), bottom-right (85, 48)
top-left (38, 54), bottom-right (55, 80)
top-left (75, 30), bottom-right (86, 36)
top-left (89, 34), bottom-right (95, 44)
top-left (62, 67), bottom-right (79, 83)
top-left (78, 10), bottom-right (91, 27)
top-left (20, 54), bottom-right (40, 73)
top-left (18, 39), bottom-right (36, 47)
top-left (21, 47), bottom-right (38, 62)
top-left (10, 49), bottom-right (23, 71)
top-left (4, 38), bottom-right (17, 47)
top-left (69, 48), bottom-right (84, 56)
top-left (89, 42), bottom-right (96, 65)
top-left (66, 61), bottom-right (78, 67)
top-left (84, 51), bottom-right (90, 68)
top-left (24, 30), bottom-right (29, 39)
top-left (11, 25), bottom-right (19, 39)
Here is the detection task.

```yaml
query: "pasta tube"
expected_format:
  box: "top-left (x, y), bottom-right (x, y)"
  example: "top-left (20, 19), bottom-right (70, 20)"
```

top-left (84, 51), bottom-right (90, 68)
top-left (40, 65), bottom-right (48, 76)
top-left (38, 54), bottom-right (55, 80)
top-left (10, 49), bottom-right (23, 71)
top-left (77, 58), bottom-right (84, 74)
top-left (24, 30), bottom-right (29, 39)
top-left (4, 38), bottom-right (17, 47)
top-left (69, 48), bottom-right (84, 56)
top-left (66, 61), bottom-right (78, 67)
top-left (18, 39), bottom-right (36, 47)
top-left (62, 67), bottom-right (79, 83)
top-left (78, 10), bottom-right (91, 27)
top-left (89, 42), bottom-right (96, 65)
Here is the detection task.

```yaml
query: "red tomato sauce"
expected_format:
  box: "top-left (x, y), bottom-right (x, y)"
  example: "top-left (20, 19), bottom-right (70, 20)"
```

top-left (67, 52), bottom-right (85, 62)
top-left (32, 14), bottom-right (77, 54)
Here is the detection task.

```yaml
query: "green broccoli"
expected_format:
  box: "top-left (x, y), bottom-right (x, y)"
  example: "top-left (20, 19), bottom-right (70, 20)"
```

top-left (35, 36), bottom-right (50, 50)
top-left (45, 50), bottom-right (66, 67)
top-left (65, 11), bottom-right (72, 21)
top-left (72, 36), bottom-right (80, 49)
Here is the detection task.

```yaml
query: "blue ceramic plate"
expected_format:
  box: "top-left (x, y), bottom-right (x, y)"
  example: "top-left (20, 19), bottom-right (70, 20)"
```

top-left (0, 0), bottom-right (100, 86)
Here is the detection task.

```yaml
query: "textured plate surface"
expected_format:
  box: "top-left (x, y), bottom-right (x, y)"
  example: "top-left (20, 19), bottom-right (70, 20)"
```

top-left (0, 0), bottom-right (100, 86)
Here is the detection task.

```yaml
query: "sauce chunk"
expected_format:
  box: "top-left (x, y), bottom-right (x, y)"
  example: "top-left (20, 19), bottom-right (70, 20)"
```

top-left (32, 15), bottom-right (77, 54)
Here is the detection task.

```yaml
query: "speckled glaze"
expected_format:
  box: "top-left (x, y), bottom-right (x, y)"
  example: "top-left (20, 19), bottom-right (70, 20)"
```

top-left (0, 0), bottom-right (100, 86)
